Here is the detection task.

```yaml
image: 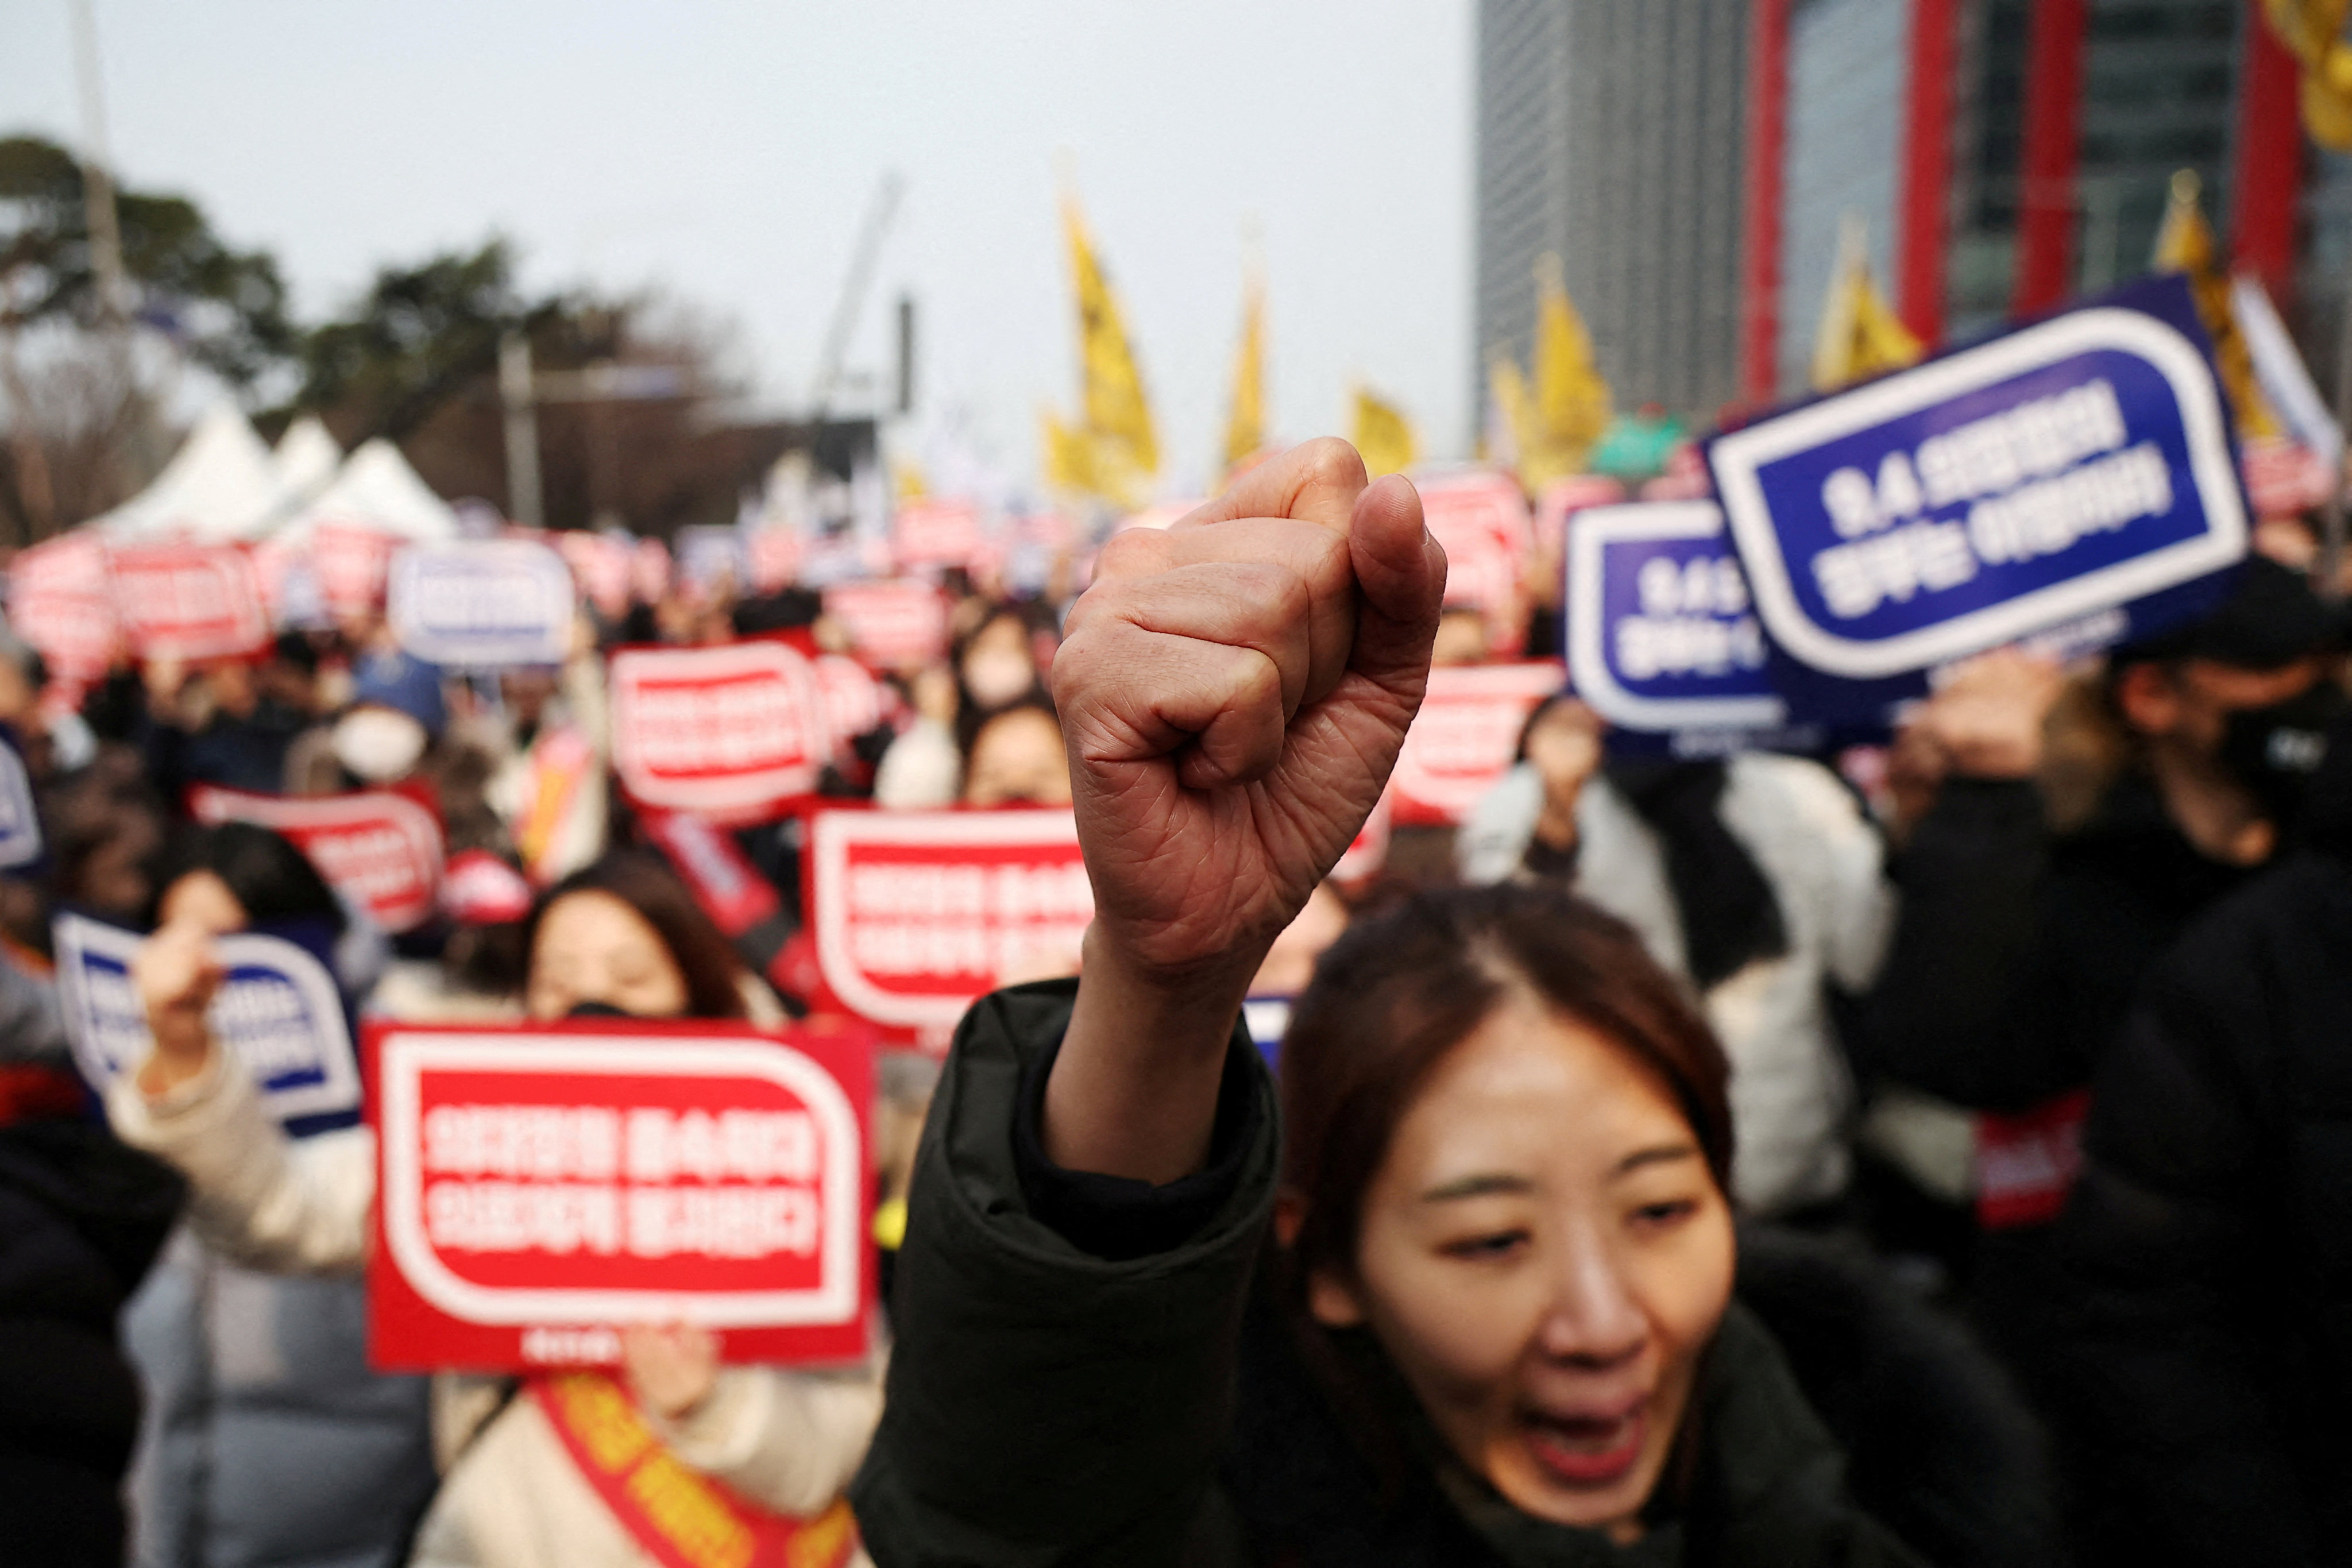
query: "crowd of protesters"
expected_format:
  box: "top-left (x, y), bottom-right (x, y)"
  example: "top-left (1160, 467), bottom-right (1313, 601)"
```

top-left (0, 435), bottom-right (2347, 1567)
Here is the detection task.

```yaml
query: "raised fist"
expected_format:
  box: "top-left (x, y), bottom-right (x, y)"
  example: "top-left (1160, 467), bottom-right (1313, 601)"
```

top-left (1053, 438), bottom-right (1445, 984)
top-left (1044, 439), bottom-right (1445, 1181)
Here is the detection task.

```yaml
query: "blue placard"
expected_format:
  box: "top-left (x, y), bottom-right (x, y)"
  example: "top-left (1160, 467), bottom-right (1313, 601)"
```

top-left (0, 734), bottom-right (40, 869)
top-left (55, 913), bottom-right (361, 1135)
top-left (1565, 502), bottom-right (1787, 743)
top-left (1708, 276), bottom-right (2246, 698)
top-left (676, 525), bottom-right (748, 592)
top-left (388, 540), bottom-right (574, 666)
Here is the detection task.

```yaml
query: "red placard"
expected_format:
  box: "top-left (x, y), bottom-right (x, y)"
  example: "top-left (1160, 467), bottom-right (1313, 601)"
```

top-left (367, 1018), bottom-right (873, 1372)
top-left (1419, 471), bottom-right (1533, 617)
top-left (808, 809), bottom-right (1090, 1041)
top-left (2241, 435), bottom-right (2332, 522)
top-left (891, 499), bottom-right (985, 574)
top-left (638, 810), bottom-right (782, 938)
top-left (10, 532), bottom-right (119, 685)
top-left (745, 527), bottom-right (802, 594)
top-left (609, 642), bottom-right (824, 821)
top-left (1973, 1088), bottom-right (2090, 1231)
top-left (555, 531), bottom-right (632, 618)
top-left (1534, 475), bottom-right (1629, 557)
top-left (188, 785), bottom-right (446, 933)
top-left (813, 653), bottom-right (887, 759)
top-left (631, 538), bottom-right (673, 604)
top-left (313, 524), bottom-right (404, 615)
top-left (821, 581), bottom-right (950, 671)
top-left (1389, 661), bottom-right (1565, 827)
top-left (109, 544), bottom-right (270, 661)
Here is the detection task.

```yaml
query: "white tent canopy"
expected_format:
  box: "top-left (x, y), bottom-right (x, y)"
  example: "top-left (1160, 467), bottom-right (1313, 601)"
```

top-left (278, 437), bottom-right (459, 546)
top-left (92, 404), bottom-right (295, 543)
top-left (272, 415), bottom-right (343, 505)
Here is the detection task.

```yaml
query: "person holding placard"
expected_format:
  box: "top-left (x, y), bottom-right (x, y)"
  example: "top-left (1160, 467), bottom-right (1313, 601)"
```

top-left (851, 442), bottom-right (2046, 1567)
top-left (1456, 695), bottom-right (1893, 1222)
top-left (110, 822), bottom-right (432, 1568)
top-left (108, 849), bottom-right (882, 1568)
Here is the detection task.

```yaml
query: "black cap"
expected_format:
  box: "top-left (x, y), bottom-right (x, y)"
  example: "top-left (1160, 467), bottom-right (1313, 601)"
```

top-left (2112, 556), bottom-right (2343, 671)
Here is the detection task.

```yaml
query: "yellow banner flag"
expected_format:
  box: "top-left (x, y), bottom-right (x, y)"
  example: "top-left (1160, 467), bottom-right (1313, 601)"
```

top-left (1811, 216), bottom-right (1924, 393)
top-left (1352, 387), bottom-right (1417, 479)
top-left (1040, 411), bottom-right (1101, 499)
top-left (1063, 194), bottom-right (1158, 481)
top-left (2262, 0), bottom-right (2352, 150)
top-left (1223, 277), bottom-right (1266, 473)
top-left (1531, 254), bottom-right (1612, 481)
top-left (1486, 353), bottom-right (1535, 472)
top-left (2153, 169), bottom-right (2283, 442)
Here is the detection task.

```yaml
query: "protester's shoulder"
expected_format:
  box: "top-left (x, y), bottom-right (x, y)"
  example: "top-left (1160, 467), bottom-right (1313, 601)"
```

top-left (1732, 1227), bottom-right (2057, 1566)
top-left (1726, 752), bottom-right (1872, 834)
top-left (2138, 851), bottom-right (2352, 1029)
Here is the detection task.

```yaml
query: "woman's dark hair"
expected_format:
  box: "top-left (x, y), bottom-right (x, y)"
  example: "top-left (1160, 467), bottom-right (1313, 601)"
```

top-left (1279, 882), bottom-right (1732, 1292)
top-left (1512, 690), bottom-right (1581, 761)
top-left (145, 822), bottom-right (346, 934)
top-left (522, 850), bottom-right (747, 1020)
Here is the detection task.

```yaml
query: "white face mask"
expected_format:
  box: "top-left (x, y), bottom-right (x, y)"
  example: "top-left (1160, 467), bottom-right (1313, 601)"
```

top-left (333, 707), bottom-right (427, 782)
top-left (961, 647), bottom-right (1035, 710)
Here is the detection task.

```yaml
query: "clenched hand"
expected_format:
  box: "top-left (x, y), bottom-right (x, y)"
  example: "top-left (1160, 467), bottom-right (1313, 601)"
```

top-left (1045, 439), bottom-right (1445, 1181)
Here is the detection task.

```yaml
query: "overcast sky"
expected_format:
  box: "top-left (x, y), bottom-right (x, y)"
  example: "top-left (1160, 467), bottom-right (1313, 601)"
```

top-left (3, 1), bottom-right (1474, 497)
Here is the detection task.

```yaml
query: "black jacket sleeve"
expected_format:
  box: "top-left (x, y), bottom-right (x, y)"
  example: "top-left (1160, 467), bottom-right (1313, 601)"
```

top-left (849, 980), bottom-right (1277, 1568)
top-left (1859, 779), bottom-right (2073, 1110)
top-left (2053, 863), bottom-right (2331, 1567)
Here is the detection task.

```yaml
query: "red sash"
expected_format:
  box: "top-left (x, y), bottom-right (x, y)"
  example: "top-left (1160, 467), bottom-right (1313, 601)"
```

top-left (532, 1372), bottom-right (859, 1568)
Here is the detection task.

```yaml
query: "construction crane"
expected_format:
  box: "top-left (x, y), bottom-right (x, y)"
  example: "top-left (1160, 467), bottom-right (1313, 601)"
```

top-left (808, 172), bottom-right (906, 418)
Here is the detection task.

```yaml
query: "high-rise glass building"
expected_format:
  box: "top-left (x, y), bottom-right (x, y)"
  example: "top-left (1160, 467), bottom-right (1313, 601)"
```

top-left (1473, 0), bottom-right (1751, 427)
top-left (1474, 0), bottom-right (2315, 426)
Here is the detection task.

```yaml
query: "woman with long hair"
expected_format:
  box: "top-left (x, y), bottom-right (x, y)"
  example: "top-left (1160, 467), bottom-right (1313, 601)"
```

top-left (109, 847), bottom-right (880, 1568)
top-left (850, 442), bottom-right (2044, 1566)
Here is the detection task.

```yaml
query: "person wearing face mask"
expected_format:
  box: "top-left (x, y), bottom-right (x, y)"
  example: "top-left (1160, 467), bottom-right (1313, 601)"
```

top-left (952, 607), bottom-right (1049, 750)
top-left (104, 850), bottom-right (884, 1568)
top-left (2044, 699), bottom-right (2352, 1567)
top-left (1852, 557), bottom-right (2346, 1503)
top-left (326, 649), bottom-right (448, 788)
top-left (851, 442), bottom-right (2049, 1567)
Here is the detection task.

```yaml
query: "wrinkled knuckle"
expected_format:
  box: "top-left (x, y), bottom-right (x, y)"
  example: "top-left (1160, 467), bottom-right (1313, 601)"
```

top-left (1297, 435), bottom-right (1369, 493)
top-left (1095, 529), bottom-right (1164, 582)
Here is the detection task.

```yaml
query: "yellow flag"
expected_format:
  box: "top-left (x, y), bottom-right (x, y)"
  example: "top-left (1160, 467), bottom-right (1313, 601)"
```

top-left (2153, 169), bottom-right (2282, 441)
top-left (1486, 353), bottom-right (1535, 472)
top-left (1812, 217), bottom-right (1924, 392)
top-left (1352, 387), bottom-right (1417, 478)
top-left (1040, 411), bottom-right (1101, 499)
top-left (2262, 0), bottom-right (2352, 150)
top-left (1223, 277), bottom-right (1266, 472)
top-left (1063, 194), bottom-right (1158, 481)
top-left (1530, 255), bottom-right (1612, 483)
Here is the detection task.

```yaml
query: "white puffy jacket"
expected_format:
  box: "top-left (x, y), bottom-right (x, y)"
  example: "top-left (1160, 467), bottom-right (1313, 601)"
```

top-left (1457, 754), bottom-right (1894, 1215)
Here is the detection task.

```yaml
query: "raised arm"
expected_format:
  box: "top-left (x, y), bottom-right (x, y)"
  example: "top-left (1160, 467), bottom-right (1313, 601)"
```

top-left (1046, 439), bottom-right (1446, 1182)
top-left (107, 920), bottom-right (374, 1273)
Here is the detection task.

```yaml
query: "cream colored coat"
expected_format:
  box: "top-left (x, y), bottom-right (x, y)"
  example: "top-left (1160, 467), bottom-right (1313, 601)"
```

top-left (107, 1057), bottom-right (881, 1568)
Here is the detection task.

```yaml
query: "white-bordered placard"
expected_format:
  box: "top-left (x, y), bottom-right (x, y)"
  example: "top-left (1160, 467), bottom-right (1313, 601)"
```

top-left (1710, 303), bottom-right (2248, 680)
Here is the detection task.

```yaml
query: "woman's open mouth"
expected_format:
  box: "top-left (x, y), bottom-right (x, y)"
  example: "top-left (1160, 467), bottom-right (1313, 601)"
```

top-left (1521, 1401), bottom-right (1647, 1487)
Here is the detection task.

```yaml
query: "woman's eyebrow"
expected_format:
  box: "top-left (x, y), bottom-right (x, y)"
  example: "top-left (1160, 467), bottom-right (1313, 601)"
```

top-left (1612, 1143), bottom-right (1701, 1177)
top-left (1418, 1172), bottom-right (1534, 1202)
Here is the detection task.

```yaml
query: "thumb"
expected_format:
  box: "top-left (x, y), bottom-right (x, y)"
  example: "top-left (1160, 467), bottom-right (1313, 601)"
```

top-left (1342, 474), bottom-right (1446, 701)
